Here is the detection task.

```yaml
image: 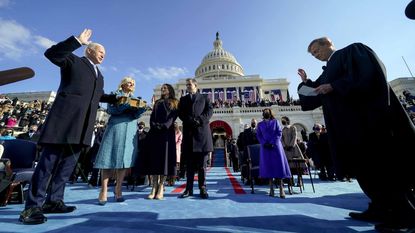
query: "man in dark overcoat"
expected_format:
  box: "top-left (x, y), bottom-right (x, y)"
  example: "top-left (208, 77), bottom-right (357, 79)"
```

top-left (19, 29), bottom-right (116, 224)
top-left (298, 37), bottom-right (415, 231)
top-left (16, 124), bottom-right (40, 142)
top-left (178, 78), bottom-right (213, 199)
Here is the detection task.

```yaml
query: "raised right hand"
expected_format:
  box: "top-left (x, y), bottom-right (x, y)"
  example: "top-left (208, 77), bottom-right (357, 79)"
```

top-left (77, 29), bottom-right (92, 45)
top-left (297, 68), bottom-right (308, 83)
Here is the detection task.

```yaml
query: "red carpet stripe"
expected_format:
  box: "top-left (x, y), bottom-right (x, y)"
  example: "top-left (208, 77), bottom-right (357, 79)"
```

top-left (225, 167), bottom-right (246, 194)
top-left (171, 166), bottom-right (212, 193)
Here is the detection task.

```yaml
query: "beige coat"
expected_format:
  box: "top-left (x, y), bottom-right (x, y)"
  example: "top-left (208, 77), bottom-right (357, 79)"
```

top-left (281, 125), bottom-right (307, 170)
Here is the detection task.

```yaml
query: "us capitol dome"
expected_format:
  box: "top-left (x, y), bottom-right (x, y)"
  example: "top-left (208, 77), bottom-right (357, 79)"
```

top-left (195, 32), bottom-right (244, 79)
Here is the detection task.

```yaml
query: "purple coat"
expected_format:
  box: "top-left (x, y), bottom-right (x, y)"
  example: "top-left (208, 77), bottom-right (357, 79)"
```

top-left (256, 119), bottom-right (291, 179)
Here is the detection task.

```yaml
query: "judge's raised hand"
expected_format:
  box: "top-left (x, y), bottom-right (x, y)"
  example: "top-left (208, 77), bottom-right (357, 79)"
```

top-left (297, 68), bottom-right (308, 83)
top-left (77, 29), bottom-right (92, 45)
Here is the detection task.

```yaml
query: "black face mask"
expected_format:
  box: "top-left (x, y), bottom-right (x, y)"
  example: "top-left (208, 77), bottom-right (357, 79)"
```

top-left (263, 113), bottom-right (270, 119)
top-left (281, 120), bottom-right (287, 125)
top-left (138, 126), bottom-right (144, 130)
top-left (29, 130), bottom-right (35, 133)
top-left (251, 123), bottom-right (256, 128)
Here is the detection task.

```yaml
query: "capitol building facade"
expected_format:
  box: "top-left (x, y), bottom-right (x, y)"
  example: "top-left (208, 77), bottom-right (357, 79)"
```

top-left (137, 33), bottom-right (325, 140)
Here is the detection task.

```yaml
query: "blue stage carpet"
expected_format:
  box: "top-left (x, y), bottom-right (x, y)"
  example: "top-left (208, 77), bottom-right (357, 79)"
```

top-left (0, 167), bottom-right (377, 233)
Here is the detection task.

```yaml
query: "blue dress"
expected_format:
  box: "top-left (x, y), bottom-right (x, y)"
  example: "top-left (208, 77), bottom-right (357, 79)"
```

top-left (256, 119), bottom-right (292, 179)
top-left (94, 91), bottom-right (146, 169)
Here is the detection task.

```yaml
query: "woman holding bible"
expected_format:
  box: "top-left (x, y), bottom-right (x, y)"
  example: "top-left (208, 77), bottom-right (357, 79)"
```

top-left (94, 76), bottom-right (146, 205)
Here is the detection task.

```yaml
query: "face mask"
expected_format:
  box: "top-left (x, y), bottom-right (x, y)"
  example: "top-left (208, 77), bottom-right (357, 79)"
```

top-left (29, 130), bottom-right (34, 133)
top-left (263, 113), bottom-right (270, 119)
top-left (138, 126), bottom-right (144, 130)
top-left (251, 123), bottom-right (256, 128)
top-left (281, 120), bottom-right (287, 125)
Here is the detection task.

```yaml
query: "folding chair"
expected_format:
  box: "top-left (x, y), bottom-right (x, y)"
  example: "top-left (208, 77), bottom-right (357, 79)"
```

top-left (1, 139), bottom-right (38, 204)
top-left (289, 158), bottom-right (315, 193)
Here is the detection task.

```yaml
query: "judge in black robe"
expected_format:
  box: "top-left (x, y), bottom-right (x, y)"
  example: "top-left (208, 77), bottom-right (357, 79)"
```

top-left (297, 37), bottom-right (415, 229)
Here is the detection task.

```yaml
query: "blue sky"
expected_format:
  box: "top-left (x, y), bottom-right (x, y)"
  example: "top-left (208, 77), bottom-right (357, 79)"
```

top-left (1, 0), bottom-right (414, 102)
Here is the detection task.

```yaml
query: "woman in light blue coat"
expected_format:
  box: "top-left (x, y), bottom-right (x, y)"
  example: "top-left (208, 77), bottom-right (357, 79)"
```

top-left (94, 76), bottom-right (146, 204)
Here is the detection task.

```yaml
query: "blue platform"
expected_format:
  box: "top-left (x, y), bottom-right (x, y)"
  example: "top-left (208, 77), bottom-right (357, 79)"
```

top-left (0, 165), bottom-right (377, 233)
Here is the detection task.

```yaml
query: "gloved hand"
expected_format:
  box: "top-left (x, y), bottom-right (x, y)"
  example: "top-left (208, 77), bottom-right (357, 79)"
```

top-left (191, 117), bottom-right (201, 128)
top-left (264, 143), bottom-right (275, 149)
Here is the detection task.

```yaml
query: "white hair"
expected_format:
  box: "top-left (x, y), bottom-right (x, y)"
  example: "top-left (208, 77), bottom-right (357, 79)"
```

top-left (84, 42), bottom-right (104, 56)
top-left (117, 76), bottom-right (135, 94)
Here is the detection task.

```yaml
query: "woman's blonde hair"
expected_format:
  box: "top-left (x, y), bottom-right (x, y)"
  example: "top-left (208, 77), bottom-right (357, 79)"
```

top-left (117, 76), bottom-right (135, 94)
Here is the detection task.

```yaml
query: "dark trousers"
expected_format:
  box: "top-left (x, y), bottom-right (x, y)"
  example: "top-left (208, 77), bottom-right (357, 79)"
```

top-left (25, 144), bottom-right (82, 209)
top-left (231, 155), bottom-right (239, 172)
top-left (185, 152), bottom-right (209, 191)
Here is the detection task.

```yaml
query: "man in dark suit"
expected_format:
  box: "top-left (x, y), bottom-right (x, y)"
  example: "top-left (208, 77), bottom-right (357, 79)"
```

top-left (306, 123), bottom-right (334, 181)
top-left (178, 78), bottom-right (213, 199)
top-left (298, 37), bottom-right (415, 231)
top-left (16, 124), bottom-right (40, 142)
top-left (243, 118), bottom-right (259, 147)
top-left (19, 29), bottom-right (116, 224)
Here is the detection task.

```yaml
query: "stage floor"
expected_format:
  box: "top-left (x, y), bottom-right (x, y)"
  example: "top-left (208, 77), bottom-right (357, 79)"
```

top-left (0, 166), bottom-right (376, 233)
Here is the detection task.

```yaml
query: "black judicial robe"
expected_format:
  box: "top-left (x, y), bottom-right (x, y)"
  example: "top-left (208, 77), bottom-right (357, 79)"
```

top-left (298, 43), bottom-right (415, 208)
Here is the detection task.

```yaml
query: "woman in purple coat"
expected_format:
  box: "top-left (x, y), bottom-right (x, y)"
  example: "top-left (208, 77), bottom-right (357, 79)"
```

top-left (256, 108), bottom-right (291, 198)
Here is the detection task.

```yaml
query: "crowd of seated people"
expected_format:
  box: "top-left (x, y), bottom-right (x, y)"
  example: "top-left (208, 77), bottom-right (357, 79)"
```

top-left (0, 95), bottom-right (51, 137)
top-left (212, 97), bottom-right (301, 108)
top-left (399, 90), bottom-right (415, 124)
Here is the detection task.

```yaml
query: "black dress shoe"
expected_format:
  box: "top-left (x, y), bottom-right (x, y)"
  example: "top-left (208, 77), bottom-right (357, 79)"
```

top-left (349, 209), bottom-right (385, 222)
top-left (375, 221), bottom-right (415, 233)
top-left (178, 190), bottom-right (193, 198)
top-left (42, 200), bottom-right (76, 214)
top-left (200, 188), bottom-right (209, 199)
top-left (19, 207), bottom-right (47, 225)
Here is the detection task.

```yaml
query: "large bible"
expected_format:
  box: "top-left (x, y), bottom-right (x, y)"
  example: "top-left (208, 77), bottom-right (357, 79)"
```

top-left (118, 96), bottom-right (147, 108)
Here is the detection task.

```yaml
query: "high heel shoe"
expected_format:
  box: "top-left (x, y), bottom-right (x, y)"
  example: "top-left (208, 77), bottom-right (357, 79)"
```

top-left (98, 199), bottom-right (107, 205)
top-left (279, 190), bottom-right (286, 199)
top-left (269, 188), bottom-right (275, 197)
top-left (98, 191), bottom-right (107, 205)
top-left (113, 191), bottom-right (125, 202)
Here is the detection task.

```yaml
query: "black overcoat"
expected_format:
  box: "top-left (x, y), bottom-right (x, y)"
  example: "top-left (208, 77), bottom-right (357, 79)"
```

top-left (39, 36), bottom-right (114, 146)
top-left (140, 99), bottom-right (178, 175)
top-left (178, 92), bottom-right (213, 154)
